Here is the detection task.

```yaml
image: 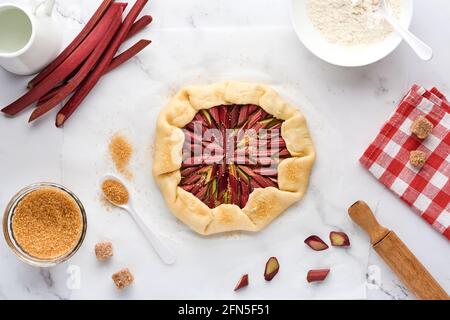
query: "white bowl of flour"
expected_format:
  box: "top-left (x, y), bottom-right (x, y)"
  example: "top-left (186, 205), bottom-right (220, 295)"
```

top-left (290, 0), bottom-right (413, 67)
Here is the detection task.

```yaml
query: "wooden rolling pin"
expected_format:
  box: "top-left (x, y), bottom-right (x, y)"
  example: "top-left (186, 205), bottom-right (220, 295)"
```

top-left (348, 201), bottom-right (449, 300)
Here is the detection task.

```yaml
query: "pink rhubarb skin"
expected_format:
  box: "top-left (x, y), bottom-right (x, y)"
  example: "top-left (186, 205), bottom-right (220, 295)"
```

top-left (106, 39), bottom-right (151, 72)
top-left (36, 15), bottom-right (153, 106)
top-left (56, 0), bottom-right (149, 127)
top-left (29, 6), bottom-right (123, 122)
top-left (36, 38), bottom-right (152, 106)
top-left (126, 15), bottom-right (153, 40)
top-left (1, 4), bottom-right (122, 116)
top-left (27, 0), bottom-right (115, 89)
top-left (307, 269), bottom-right (330, 283)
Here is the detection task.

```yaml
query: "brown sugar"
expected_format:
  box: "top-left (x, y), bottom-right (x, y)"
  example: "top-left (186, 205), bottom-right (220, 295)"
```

top-left (109, 134), bottom-right (133, 179)
top-left (11, 187), bottom-right (83, 260)
top-left (112, 268), bottom-right (134, 289)
top-left (410, 150), bottom-right (427, 168)
top-left (102, 179), bottom-right (129, 205)
top-left (95, 241), bottom-right (113, 260)
top-left (411, 116), bottom-right (434, 139)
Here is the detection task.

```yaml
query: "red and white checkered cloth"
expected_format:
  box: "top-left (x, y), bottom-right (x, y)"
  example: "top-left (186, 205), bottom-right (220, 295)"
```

top-left (360, 85), bottom-right (450, 240)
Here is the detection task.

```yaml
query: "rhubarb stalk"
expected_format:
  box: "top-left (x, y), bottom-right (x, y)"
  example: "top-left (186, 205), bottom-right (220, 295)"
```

top-left (29, 7), bottom-right (123, 122)
top-left (36, 83), bottom-right (65, 106)
top-left (36, 39), bottom-right (152, 107)
top-left (108, 39), bottom-right (151, 72)
top-left (37, 14), bottom-right (153, 107)
top-left (27, 0), bottom-right (114, 89)
top-left (1, 4), bottom-right (121, 116)
top-left (126, 15), bottom-right (153, 40)
top-left (56, 0), bottom-right (149, 127)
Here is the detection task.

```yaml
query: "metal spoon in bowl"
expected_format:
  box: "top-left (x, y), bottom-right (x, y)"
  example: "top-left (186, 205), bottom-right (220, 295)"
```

top-left (101, 174), bottom-right (176, 265)
top-left (379, 0), bottom-right (433, 61)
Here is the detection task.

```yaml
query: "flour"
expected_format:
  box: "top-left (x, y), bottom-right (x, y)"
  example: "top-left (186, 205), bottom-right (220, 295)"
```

top-left (307, 0), bottom-right (401, 45)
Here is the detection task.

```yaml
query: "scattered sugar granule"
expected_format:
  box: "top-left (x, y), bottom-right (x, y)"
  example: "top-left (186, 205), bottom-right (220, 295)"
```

top-left (109, 133), bottom-right (133, 179)
top-left (95, 241), bottom-right (113, 260)
top-left (411, 116), bottom-right (434, 139)
top-left (112, 268), bottom-right (134, 289)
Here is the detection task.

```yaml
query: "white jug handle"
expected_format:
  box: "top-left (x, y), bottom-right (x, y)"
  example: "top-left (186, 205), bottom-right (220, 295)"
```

top-left (43, 0), bottom-right (55, 16)
top-left (33, 0), bottom-right (55, 17)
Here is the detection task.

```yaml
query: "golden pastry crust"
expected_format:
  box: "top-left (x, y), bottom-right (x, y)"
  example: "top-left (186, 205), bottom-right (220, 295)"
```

top-left (153, 81), bottom-right (316, 235)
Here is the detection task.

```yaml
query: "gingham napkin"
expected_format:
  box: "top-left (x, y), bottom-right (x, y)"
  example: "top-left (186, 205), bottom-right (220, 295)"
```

top-left (360, 85), bottom-right (450, 240)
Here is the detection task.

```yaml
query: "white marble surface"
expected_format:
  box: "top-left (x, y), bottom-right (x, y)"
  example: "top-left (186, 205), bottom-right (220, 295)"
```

top-left (0, 0), bottom-right (449, 300)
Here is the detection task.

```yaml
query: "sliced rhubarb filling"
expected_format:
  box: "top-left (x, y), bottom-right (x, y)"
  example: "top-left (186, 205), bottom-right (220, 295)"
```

top-left (180, 104), bottom-right (291, 209)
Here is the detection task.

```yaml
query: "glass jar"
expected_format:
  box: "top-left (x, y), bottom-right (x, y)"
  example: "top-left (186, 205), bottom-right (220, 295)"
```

top-left (2, 182), bottom-right (87, 267)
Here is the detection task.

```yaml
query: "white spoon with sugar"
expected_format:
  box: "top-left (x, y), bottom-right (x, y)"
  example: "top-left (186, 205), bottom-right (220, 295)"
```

top-left (101, 174), bottom-right (176, 265)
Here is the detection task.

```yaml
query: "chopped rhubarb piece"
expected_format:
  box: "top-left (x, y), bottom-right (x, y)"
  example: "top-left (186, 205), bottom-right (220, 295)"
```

top-left (234, 274), bottom-right (249, 291)
top-left (277, 148), bottom-right (291, 158)
top-left (304, 235), bottom-right (329, 251)
top-left (209, 106), bottom-right (220, 125)
top-left (237, 105), bottom-right (249, 126)
top-left (179, 173), bottom-right (203, 186)
top-left (2, 4), bottom-right (121, 116)
top-left (180, 166), bottom-right (202, 177)
top-left (264, 257), bottom-right (280, 281)
top-left (180, 184), bottom-right (195, 192)
top-left (251, 174), bottom-right (277, 188)
top-left (270, 122), bottom-right (282, 130)
top-left (240, 180), bottom-right (250, 208)
top-left (56, 0), bottom-right (149, 127)
top-left (230, 106), bottom-right (239, 128)
top-left (29, 8), bottom-right (123, 122)
top-left (200, 110), bottom-right (213, 127)
top-left (179, 104), bottom-right (290, 209)
top-left (329, 231), bottom-right (350, 247)
top-left (245, 109), bottom-right (268, 129)
top-left (253, 167), bottom-right (277, 177)
top-left (190, 184), bottom-right (203, 195)
top-left (247, 104), bottom-right (259, 114)
top-left (194, 185), bottom-right (208, 201)
top-left (307, 269), bottom-right (330, 283)
top-left (228, 165), bottom-right (240, 205)
top-left (27, 0), bottom-right (114, 89)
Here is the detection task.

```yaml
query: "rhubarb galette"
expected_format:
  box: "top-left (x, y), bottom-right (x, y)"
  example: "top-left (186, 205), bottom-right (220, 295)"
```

top-left (153, 81), bottom-right (315, 235)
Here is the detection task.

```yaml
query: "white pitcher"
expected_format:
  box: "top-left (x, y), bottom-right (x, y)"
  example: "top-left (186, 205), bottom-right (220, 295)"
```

top-left (0, 0), bottom-right (61, 75)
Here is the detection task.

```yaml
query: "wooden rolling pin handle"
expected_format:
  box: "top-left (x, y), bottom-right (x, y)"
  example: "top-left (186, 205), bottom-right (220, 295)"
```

top-left (348, 200), bottom-right (449, 300)
top-left (348, 200), bottom-right (389, 245)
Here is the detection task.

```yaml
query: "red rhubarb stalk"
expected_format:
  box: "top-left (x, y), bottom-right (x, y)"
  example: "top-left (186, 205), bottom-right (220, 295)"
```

top-left (37, 15), bottom-right (153, 106)
top-left (1, 5), bottom-right (121, 116)
top-left (28, 0), bottom-right (114, 89)
top-left (36, 83), bottom-right (65, 106)
top-left (37, 39), bottom-right (152, 106)
top-left (126, 15), bottom-right (152, 40)
top-left (107, 39), bottom-right (151, 72)
top-left (56, 0), bottom-right (149, 127)
top-left (29, 8), bottom-right (123, 122)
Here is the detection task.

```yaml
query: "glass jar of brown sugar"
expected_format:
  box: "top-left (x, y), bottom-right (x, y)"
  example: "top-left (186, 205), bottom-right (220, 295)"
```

top-left (2, 182), bottom-right (87, 267)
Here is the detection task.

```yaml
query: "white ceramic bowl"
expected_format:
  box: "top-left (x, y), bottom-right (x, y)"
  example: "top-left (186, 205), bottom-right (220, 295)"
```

top-left (290, 0), bottom-right (414, 67)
